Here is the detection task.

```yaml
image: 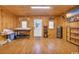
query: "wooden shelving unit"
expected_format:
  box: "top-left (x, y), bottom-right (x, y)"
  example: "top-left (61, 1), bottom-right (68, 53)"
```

top-left (67, 26), bottom-right (79, 46)
top-left (66, 15), bottom-right (79, 46)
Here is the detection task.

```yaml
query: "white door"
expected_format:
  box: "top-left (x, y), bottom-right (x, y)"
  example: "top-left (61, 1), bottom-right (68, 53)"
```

top-left (34, 19), bottom-right (42, 37)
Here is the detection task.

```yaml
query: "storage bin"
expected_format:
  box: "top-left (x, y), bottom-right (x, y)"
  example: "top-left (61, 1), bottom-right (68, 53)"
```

top-left (8, 33), bottom-right (15, 40)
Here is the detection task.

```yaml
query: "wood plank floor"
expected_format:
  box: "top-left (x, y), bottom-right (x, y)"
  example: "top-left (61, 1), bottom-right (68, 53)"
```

top-left (0, 38), bottom-right (79, 54)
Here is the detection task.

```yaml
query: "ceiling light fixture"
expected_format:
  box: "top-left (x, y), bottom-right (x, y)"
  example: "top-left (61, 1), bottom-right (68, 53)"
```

top-left (31, 6), bottom-right (51, 9)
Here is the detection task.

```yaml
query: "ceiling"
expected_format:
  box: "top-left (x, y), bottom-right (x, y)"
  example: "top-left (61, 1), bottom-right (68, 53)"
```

top-left (2, 5), bottom-right (77, 16)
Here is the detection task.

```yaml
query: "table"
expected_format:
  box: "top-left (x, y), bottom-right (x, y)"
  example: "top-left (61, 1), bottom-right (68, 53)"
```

top-left (14, 28), bottom-right (31, 38)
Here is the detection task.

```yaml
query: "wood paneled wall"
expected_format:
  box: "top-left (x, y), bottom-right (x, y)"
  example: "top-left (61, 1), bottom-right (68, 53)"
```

top-left (0, 7), bottom-right (19, 32)
top-left (18, 16), bottom-right (59, 39)
top-left (0, 6), bottom-right (72, 40)
top-left (56, 16), bottom-right (68, 40)
top-left (0, 6), bottom-right (73, 40)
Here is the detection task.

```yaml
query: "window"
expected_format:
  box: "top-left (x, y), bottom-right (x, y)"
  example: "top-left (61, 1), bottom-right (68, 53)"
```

top-left (49, 20), bottom-right (54, 29)
top-left (21, 21), bottom-right (27, 28)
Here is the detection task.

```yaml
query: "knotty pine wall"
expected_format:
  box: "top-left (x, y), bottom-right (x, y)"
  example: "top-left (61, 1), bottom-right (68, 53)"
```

top-left (56, 15), bottom-right (68, 40)
top-left (0, 6), bottom-right (60, 39)
top-left (18, 16), bottom-right (68, 39)
top-left (18, 16), bottom-right (59, 39)
top-left (0, 6), bottom-right (72, 40)
top-left (0, 7), bottom-right (19, 32)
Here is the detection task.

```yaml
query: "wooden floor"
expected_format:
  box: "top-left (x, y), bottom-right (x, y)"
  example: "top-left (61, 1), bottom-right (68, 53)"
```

top-left (0, 38), bottom-right (79, 54)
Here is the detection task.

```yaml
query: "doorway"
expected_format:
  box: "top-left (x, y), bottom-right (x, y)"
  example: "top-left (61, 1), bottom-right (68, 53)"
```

top-left (34, 19), bottom-right (42, 37)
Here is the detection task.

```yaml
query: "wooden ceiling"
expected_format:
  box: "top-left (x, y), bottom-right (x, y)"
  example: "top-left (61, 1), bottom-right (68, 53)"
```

top-left (2, 5), bottom-right (77, 16)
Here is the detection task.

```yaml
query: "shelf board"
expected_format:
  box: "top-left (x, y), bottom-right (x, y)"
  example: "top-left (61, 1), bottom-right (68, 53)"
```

top-left (70, 27), bottom-right (79, 29)
top-left (67, 36), bottom-right (70, 37)
top-left (67, 39), bottom-right (79, 46)
top-left (71, 33), bottom-right (79, 35)
top-left (70, 36), bottom-right (79, 40)
top-left (68, 20), bottom-right (79, 23)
